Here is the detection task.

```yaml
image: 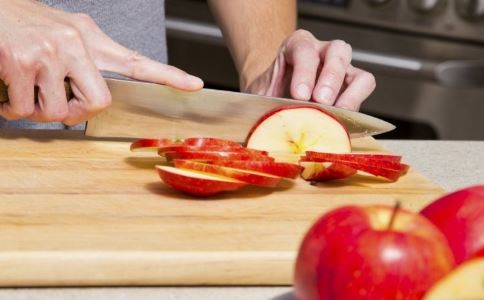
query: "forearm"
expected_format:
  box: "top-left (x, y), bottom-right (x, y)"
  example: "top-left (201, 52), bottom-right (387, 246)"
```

top-left (207, 0), bottom-right (296, 90)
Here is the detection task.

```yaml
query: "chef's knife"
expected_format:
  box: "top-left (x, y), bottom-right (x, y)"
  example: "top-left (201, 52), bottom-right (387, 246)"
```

top-left (0, 78), bottom-right (395, 141)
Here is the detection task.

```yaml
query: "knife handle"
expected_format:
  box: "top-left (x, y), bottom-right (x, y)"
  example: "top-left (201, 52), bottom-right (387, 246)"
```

top-left (0, 79), bottom-right (74, 103)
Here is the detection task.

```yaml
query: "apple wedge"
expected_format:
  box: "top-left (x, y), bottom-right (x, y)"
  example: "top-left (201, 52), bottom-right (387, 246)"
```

top-left (211, 160), bottom-right (302, 179)
top-left (156, 165), bottom-right (246, 196)
top-left (300, 161), bottom-right (357, 182)
top-left (130, 138), bottom-right (177, 152)
top-left (173, 160), bottom-right (282, 187)
top-left (163, 151), bottom-right (274, 162)
top-left (423, 249), bottom-right (484, 300)
top-left (246, 105), bottom-right (351, 158)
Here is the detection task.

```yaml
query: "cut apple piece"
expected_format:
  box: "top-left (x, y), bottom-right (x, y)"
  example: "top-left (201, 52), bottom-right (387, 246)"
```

top-left (173, 159), bottom-right (282, 187)
top-left (303, 153), bottom-right (407, 171)
top-left (246, 105), bottom-right (351, 157)
top-left (156, 165), bottom-right (246, 196)
top-left (182, 137), bottom-right (243, 148)
top-left (130, 138), bottom-right (177, 152)
top-left (211, 160), bottom-right (302, 179)
top-left (300, 161), bottom-right (357, 182)
top-left (305, 152), bottom-right (402, 163)
top-left (423, 249), bottom-right (484, 300)
top-left (163, 151), bottom-right (274, 162)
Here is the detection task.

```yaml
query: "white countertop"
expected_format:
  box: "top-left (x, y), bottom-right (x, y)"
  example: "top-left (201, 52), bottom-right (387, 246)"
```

top-left (1, 140), bottom-right (483, 300)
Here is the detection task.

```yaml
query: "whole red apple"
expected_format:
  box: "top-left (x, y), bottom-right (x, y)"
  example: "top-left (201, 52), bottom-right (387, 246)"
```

top-left (420, 185), bottom-right (484, 264)
top-left (294, 205), bottom-right (455, 300)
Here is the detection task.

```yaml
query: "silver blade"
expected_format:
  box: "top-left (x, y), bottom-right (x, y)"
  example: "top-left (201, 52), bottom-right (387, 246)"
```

top-left (85, 79), bottom-right (395, 140)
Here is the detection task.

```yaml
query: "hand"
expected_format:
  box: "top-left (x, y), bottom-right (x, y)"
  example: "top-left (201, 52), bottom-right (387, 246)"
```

top-left (0, 0), bottom-right (203, 125)
top-left (242, 30), bottom-right (375, 111)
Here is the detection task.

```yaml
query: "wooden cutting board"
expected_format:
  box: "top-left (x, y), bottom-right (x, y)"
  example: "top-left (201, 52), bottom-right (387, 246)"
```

top-left (0, 129), bottom-right (444, 286)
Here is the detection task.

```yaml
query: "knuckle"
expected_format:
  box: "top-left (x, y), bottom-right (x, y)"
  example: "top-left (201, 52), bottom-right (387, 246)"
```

top-left (90, 90), bottom-right (112, 111)
top-left (332, 39), bottom-right (352, 54)
top-left (73, 13), bottom-right (97, 30)
top-left (127, 51), bottom-right (146, 78)
top-left (56, 26), bottom-right (83, 46)
top-left (362, 71), bottom-right (376, 87)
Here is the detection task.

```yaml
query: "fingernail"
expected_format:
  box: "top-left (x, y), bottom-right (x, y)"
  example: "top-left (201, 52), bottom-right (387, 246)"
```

top-left (315, 86), bottom-right (334, 104)
top-left (296, 83), bottom-right (311, 100)
top-left (187, 75), bottom-right (203, 87)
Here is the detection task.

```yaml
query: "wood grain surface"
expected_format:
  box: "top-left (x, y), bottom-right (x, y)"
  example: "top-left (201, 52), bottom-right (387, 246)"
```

top-left (0, 129), bottom-right (444, 286)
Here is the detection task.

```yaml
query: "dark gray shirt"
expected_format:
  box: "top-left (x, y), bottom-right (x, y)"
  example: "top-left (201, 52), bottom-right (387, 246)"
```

top-left (0, 0), bottom-right (167, 129)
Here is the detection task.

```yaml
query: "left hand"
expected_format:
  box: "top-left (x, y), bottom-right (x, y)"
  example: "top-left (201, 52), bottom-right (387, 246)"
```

top-left (242, 30), bottom-right (375, 111)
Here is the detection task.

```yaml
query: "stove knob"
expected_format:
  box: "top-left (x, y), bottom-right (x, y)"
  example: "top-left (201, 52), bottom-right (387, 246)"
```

top-left (366, 0), bottom-right (392, 6)
top-left (408, 0), bottom-right (446, 13)
top-left (456, 0), bottom-right (484, 20)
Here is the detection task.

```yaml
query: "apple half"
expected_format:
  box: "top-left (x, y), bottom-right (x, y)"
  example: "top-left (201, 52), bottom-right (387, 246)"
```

top-left (173, 159), bottom-right (282, 187)
top-left (423, 248), bottom-right (484, 300)
top-left (156, 165), bottom-right (246, 196)
top-left (246, 105), bottom-right (351, 159)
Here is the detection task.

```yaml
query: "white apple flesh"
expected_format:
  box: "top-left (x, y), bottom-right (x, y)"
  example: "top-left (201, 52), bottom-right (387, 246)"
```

top-left (246, 106), bottom-right (351, 158)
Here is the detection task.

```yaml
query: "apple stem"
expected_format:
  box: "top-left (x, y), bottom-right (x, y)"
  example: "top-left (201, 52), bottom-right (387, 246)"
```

top-left (388, 201), bottom-right (401, 230)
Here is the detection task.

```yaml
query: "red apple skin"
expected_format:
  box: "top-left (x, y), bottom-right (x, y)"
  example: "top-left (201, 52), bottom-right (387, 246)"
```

top-left (303, 153), bottom-right (407, 171)
top-left (294, 206), bottom-right (455, 300)
top-left (245, 104), bottom-right (350, 146)
top-left (158, 145), bottom-right (268, 156)
top-left (130, 138), bottom-right (177, 152)
top-left (420, 185), bottom-right (484, 264)
top-left (156, 166), bottom-right (246, 196)
top-left (182, 137), bottom-right (243, 148)
top-left (305, 152), bottom-right (402, 164)
top-left (210, 160), bottom-right (302, 179)
top-left (173, 159), bottom-right (282, 187)
top-left (300, 162), bottom-right (357, 182)
top-left (162, 151), bottom-right (274, 162)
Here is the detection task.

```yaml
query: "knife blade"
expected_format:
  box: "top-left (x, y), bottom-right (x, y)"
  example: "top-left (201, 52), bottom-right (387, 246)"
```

top-left (0, 78), bottom-right (395, 141)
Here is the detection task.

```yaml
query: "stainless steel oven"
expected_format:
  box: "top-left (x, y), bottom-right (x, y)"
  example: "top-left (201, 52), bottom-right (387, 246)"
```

top-left (165, 0), bottom-right (484, 140)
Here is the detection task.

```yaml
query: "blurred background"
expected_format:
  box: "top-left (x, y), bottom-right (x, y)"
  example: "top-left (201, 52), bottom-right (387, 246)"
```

top-left (165, 0), bottom-right (484, 140)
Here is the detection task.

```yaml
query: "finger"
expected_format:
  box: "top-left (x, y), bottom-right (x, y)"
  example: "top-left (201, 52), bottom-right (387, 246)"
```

top-left (0, 73), bottom-right (35, 120)
top-left (334, 66), bottom-right (376, 111)
top-left (313, 40), bottom-right (352, 106)
top-left (29, 66), bottom-right (68, 122)
top-left (62, 56), bottom-right (111, 126)
top-left (285, 36), bottom-right (320, 101)
top-left (90, 32), bottom-right (203, 91)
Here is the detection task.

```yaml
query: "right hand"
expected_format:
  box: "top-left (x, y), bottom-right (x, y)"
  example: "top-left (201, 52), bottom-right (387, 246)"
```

top-left (0, 0), bottom-right (204, 125)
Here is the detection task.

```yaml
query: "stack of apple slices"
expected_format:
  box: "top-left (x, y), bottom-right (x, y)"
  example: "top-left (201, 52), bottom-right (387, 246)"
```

top-left (300, 152), bottom-right (409, 182)
top-left (132, 137), bottom-right (301, 196)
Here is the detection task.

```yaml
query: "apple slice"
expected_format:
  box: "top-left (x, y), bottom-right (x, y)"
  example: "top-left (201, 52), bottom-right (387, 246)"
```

top-left (423, 249), bottom-right (484, 300)
top-left (211, 160), bottom-right (302, 179)
top-left (300, 161), bottom-right (357, 182)
top-left (302, 155), bottom-right (408, 172)
top-left (246, 105), bottom-right (351, 157)
top-left (158, 145), bottom-right (268, 156)
top-left (173, 160), bottom-right (282, 187)
top-left (130, 138), bottom-right (177, 152)
top-left (301, 156), bottom-right (409, 182)
top-left (305, 152), bottom-right (402, 163)
top-left (182, 137), bottom-right (243, 148)
top-left (156, 165), bottom-right (246, 196)
top-left (163, 151), bottom-right (274, 162)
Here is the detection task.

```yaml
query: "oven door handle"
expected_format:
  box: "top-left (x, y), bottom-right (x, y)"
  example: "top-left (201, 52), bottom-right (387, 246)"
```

top-left (165, 17), bottom-right (484, 88)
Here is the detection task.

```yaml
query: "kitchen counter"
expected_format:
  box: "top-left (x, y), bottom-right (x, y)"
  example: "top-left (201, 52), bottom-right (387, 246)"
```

top-left (0, 139), bottom-right (482, 300)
